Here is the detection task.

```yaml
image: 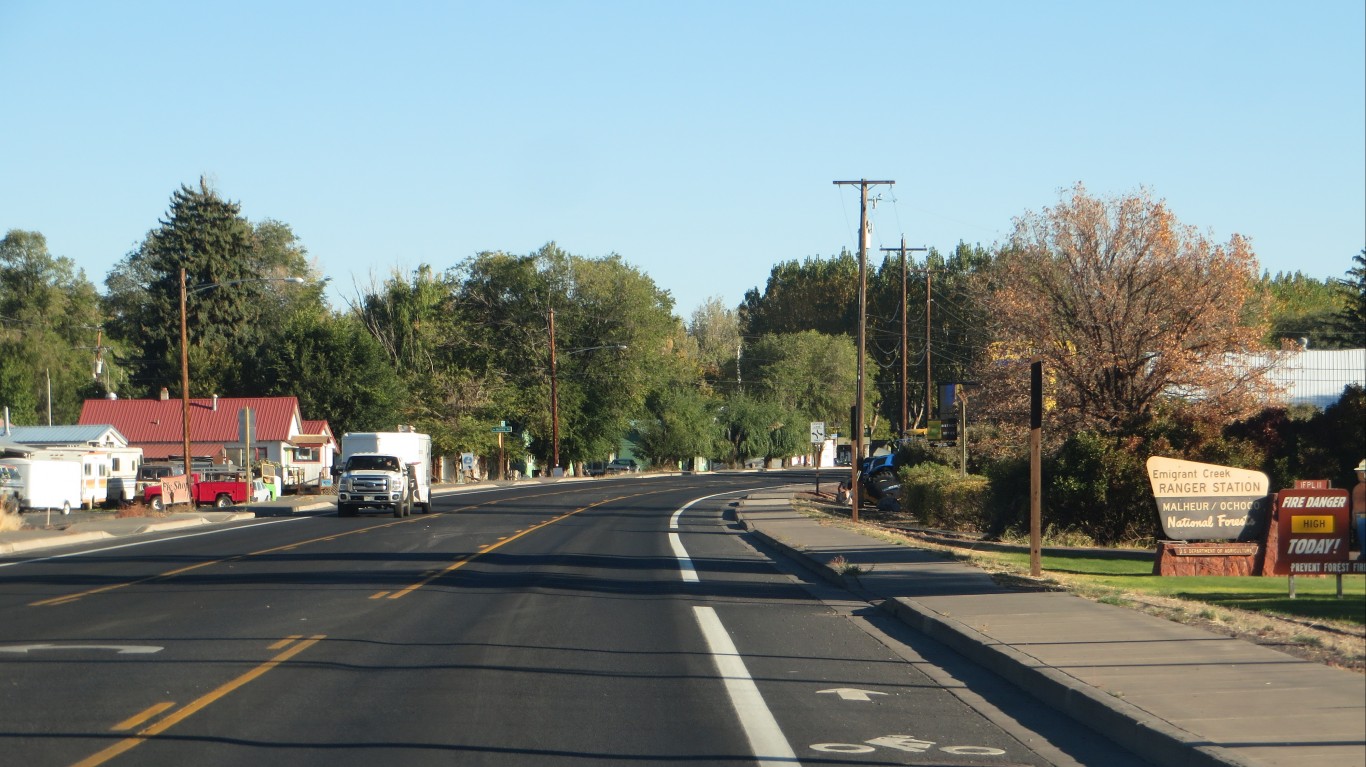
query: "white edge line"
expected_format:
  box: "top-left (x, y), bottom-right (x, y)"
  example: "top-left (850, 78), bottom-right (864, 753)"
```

top-left (669, 532), bottom-right (699, 582)
top-left (668, 488), bottom-right (759, 582)
top-left (693, 606), bottom-right (800, 765)
top-left (0, 516), bottom-right (306, 568)
top-left (670, 487), bottom-right (761, 529)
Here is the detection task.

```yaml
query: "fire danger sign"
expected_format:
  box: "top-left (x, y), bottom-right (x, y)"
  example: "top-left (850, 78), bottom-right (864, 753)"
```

top-left (1273, 488), bottom-right (1351, 575)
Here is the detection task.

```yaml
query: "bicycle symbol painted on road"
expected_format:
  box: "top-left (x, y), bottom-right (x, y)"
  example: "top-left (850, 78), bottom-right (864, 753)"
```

top-left (811, 733), bottom-right (1007, 756)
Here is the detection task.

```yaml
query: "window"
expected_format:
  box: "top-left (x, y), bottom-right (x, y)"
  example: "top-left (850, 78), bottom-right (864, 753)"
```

top-left (296, 446), bottom-right (317, 462)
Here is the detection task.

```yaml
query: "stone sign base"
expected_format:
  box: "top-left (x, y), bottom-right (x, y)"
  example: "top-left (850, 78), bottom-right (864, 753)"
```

top-left (1153, 542), bottom-right (1260, 576)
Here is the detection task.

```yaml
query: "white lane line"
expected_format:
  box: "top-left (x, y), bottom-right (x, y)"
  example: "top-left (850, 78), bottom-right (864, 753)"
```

top-left (0, 517), bottom-right (306, 568)
top-left (693, 606), bottom-right (800, 766)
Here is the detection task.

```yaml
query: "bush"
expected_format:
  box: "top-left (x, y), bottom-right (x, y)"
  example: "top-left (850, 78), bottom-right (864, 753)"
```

top-left (982, 453), bottom-right (1030, 539)
top-left (893, 439), bottom-right (958, 470)
top-left (900, 462), bottom-right (991, 532)
top-left (1046, 431), bottom-right (1155, 545)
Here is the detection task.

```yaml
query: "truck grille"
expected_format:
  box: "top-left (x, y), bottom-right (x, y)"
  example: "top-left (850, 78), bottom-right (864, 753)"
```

top-left (350, 477), bottom-right (389, 493)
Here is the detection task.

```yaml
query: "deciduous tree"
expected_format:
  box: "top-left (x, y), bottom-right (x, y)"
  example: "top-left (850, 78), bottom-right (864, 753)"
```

top-left (987, 184), bottom-right (1274, 434)
top-left (0, 230), bottom-right (105, 423)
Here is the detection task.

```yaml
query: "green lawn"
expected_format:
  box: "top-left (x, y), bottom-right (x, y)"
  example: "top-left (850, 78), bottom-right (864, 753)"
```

top-left (977, 550), bottom-right (1366, 626)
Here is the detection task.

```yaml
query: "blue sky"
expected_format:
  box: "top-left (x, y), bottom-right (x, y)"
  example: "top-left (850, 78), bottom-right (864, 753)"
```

top-left (2, 1), bottom-right (1362, 319)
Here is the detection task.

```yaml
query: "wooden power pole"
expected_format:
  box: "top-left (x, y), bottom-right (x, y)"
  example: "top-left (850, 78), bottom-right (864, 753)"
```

top-left (833, 179), bottom-right (893, 523)
top-left (881, 238), bottom-right (926, 435)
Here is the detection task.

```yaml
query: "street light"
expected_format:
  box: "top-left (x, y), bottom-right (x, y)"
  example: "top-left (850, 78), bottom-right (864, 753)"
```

top-left (179, 269), bottom-right (305, 487)
top-left (546, 307), bottom-right (626, 474)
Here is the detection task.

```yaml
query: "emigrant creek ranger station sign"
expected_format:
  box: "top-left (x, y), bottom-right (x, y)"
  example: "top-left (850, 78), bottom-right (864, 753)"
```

top-left (1146, 457), bottom-right (1270, 541)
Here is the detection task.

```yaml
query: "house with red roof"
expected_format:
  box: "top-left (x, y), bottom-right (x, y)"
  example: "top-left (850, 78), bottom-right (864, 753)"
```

top-left (79, 391), bottom-right (336, 489)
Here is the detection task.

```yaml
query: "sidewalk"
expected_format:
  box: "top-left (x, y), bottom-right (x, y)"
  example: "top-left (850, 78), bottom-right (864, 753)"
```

top-left (734, 489), bottom-right (1366, 767)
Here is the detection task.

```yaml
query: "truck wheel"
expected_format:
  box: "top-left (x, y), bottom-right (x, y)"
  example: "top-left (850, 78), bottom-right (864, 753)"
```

top-left (420, 502), bottom-right (431, 514)
top-left (150, 496), bottom-right (164, 512)
top-left (62, 501), bottom-right (71, 516)
top-left (214, 494), bottom-right (232, 508)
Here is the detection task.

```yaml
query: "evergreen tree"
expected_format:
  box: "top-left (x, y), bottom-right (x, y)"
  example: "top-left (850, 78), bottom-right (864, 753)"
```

top-left (112, 179), bottom-right (276, 398)
top-left (1333, 250), bottom-right (1366, 347)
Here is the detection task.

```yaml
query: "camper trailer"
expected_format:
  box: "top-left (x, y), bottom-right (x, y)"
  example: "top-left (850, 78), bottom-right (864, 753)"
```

top-left (0, 457), bottom-right (83, 514)
top-left (30, 448), bottom-right (124, 509)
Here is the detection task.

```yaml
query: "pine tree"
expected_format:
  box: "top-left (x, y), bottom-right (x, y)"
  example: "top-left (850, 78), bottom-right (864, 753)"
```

top-left (1333, 250), bottom-right (1366, 347)
top-left (125, 179), bottom-right (264, 397)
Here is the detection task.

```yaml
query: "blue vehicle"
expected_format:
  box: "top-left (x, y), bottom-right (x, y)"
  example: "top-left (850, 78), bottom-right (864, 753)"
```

top-left (859, 451), bottom-right (904, 505)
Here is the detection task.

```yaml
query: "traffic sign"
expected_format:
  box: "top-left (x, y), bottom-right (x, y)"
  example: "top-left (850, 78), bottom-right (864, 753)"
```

top-left (492, 420), bottom-right (513, 433)
top-left (810, 421), bottom-right (826, 443)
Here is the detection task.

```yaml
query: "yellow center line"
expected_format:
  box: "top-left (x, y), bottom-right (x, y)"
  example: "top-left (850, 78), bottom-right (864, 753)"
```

top-left (32, 482), bottom-right (738, 608)
top-left (72, 635), bottom-right (325, 767)
top-left (266, 635), bottom-right (303, 651)
top-left (26, 492), bottom-right (525, 607)
top-left (110, 702), bottom-right (174, 732)
top-left (386, 493), bottom-right (641, 600)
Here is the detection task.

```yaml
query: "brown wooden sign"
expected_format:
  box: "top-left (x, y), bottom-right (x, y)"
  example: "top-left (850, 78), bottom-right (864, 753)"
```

top-left (1146, 457), bottom-right (1269, 541)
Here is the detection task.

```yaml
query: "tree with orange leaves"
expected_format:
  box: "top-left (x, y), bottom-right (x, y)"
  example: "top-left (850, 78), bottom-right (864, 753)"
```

top-left (985, 184), bottom-right (1277, 435)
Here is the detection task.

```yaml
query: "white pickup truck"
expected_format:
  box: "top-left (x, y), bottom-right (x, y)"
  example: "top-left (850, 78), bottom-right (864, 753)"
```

top-left (336, 431), bottom-right (432, 517)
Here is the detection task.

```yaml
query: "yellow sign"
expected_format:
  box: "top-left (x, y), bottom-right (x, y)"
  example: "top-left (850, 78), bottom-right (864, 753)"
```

top-left (1290, 516), bottom-right (1335, 534)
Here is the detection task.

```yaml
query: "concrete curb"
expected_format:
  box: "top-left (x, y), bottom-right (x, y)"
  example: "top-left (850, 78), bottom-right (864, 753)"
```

top-left (0, 531), bottom-right (114, 554)
top-left (737, 514), bottom-right (1261, 767)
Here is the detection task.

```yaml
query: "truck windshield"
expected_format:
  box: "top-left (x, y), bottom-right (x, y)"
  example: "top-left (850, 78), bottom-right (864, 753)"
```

top-left (346, 456), bottom-right (399, 472)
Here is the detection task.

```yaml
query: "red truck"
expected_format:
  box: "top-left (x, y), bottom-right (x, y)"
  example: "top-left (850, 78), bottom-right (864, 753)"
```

top-left (144, 472), bottom-right (265, 510)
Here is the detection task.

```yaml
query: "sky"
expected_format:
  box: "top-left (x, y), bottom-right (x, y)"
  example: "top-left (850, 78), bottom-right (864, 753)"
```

top-left (2, 1), bottom-right (1363, 320)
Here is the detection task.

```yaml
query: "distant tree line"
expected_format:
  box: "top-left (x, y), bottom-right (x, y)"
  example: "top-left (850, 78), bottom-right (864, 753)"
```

top-left (0, 181), bottom-right (1361, 543)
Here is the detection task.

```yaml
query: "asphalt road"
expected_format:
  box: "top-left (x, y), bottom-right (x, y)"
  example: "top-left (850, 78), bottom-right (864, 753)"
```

top-left (0, 472), bottom-right (1151, 766)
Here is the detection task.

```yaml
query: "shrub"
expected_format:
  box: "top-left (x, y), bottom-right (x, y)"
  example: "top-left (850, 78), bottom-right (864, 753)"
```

top-left (900, 462), bottom-right (991, 532)
top-left (1046, 430), bottom-right (1156, 545)
top-left (893, 439), bottom-right (958, 470)
top-left (982, 453), bottom-right (1030, 539)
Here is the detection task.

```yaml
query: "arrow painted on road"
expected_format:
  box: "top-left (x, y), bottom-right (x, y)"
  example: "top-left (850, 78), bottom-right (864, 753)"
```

top-left (818, 688), bottom-right (887, 702)
top-left (0, 643), bottom-right (162, 655)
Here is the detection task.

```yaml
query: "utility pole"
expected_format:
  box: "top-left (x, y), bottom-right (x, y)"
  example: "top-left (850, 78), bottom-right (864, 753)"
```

top-left (549, 307), bottom-right (560, 473)
top-left (834, 179), bottom-right (894, 523)
top-left (880, 238), bottom-right (926, 436)
top-left (180, 267), bottom-right (192, 484)
top-left (926, 266), bottom-right (933, 428)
